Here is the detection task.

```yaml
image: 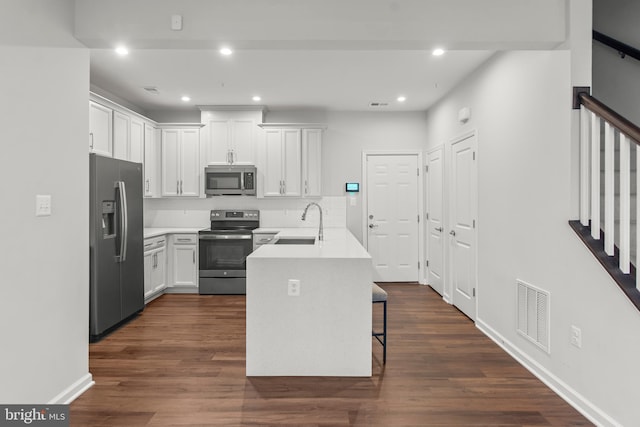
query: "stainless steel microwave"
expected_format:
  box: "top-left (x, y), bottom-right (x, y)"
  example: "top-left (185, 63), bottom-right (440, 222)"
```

top-left (204, 165), bottom-right (257, 196)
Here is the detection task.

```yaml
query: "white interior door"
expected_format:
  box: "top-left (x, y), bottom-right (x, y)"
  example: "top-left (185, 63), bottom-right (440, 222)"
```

top-left (366, 154), bottom-right (419, 282)
top-left (449, 133), bottom-right (477, 320)
top-left (427, 147), bottom-right (445, 297)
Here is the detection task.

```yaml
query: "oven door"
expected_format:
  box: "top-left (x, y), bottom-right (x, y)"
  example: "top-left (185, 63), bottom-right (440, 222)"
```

top-left (198, 233), bottom-right (253, 277)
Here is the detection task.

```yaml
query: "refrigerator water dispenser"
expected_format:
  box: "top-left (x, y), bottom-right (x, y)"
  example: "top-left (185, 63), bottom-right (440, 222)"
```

top-left (102, 200), bottom-right (115, 238)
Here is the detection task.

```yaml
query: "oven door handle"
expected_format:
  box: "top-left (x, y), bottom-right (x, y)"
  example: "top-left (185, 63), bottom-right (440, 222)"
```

top-left (199, 234), bottom-right (252, 240)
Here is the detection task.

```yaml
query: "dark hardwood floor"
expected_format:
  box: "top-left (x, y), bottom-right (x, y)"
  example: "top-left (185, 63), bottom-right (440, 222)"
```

top-left (71, 284), bottom-right (592, 426)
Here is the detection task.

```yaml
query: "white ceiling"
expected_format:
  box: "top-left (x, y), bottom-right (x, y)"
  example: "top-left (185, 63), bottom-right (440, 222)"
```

top-left (90, 48), bottom-right (494, 114)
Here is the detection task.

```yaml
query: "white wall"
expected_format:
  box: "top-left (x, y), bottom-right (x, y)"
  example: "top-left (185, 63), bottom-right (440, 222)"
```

top-left (592, 0), bottom-right (640, 124)
top-left (0, 0), bottom-right (93, 404)
top-left (424, 50), bottom-right (640, 426)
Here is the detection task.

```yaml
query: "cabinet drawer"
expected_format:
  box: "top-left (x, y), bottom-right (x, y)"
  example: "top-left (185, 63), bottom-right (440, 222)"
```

top-left (173, 234), bottom-right (197, 245)
top-left (254, 234), bottom-right (276, 245)
top-left (144, 236), bottom-right (167, 252)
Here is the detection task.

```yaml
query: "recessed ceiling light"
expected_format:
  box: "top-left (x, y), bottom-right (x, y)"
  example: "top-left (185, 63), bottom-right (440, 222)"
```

top-left (432, 48), bottom-right (445, 56)
top-left (252, 95), bottom-right (261, 102)
top-left (397, 96), bottom-right (407, 102)
top-left (115, 45), bottom-right (129, 56)
top-left (220, 47), bottom-right (233, 56)
top-left (181, 96), bottom-right (191, 102)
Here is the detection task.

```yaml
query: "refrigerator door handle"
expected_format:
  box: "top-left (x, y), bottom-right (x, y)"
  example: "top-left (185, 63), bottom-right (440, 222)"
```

top-left (116, 180), bottom-right (128, 262)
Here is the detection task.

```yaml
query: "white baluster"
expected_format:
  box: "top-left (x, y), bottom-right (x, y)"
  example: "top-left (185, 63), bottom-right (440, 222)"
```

top-left (604, 122), bottom-right (615, 256)
top-left (580, 105), bottom-right (590, 226)
top-left (591, 112), bottom-right (601, 240)
top-left (620, 133), bottom-right (630, 273)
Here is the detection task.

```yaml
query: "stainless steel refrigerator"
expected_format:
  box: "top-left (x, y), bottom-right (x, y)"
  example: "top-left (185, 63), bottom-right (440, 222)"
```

top-left (89, 154), bottom-right (144, 340)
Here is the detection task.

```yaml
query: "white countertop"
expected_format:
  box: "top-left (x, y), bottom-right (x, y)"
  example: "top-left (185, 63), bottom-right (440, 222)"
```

top-left (144, 227), bottom-right (202, 239)
top-left (249, 227), bottom-right (371, 259)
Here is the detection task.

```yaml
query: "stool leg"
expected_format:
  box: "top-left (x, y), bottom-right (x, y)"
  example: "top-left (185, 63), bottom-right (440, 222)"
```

top-left (383, 299), bottom-right (387, 364)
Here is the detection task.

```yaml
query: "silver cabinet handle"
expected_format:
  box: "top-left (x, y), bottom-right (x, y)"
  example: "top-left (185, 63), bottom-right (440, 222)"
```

top-left (176, 181), bottom-right (179, 195)
top-left (435, 227), bottom-right (443, 232)
top-left (180, 180), bottom-right (183, 194)
top-left (176, 238), bottom-right (191, 242)
top-left (449, 230), bottom-right (456, 236)
top-left (89, 132), bottom-right (94, 149)
top-left (145, 179), bottom-right (149, 193)
top-left (192, 250), bottom-right (195, 264)
top-left (304, 180), bottom-right (308, 194)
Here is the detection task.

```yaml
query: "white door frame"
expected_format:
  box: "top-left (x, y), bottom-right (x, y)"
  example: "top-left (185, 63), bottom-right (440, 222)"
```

top-left (446, 129), bottom-right (478, 318)
top-left (361, 150), bottom-right (426, 284)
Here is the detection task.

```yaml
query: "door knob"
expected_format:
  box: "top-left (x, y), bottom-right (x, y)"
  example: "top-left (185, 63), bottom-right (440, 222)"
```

top-left (449, 230), bottom-right (456, 236)
top-left (369, 224), bottom-right (378, 229)
top-left (435, 227), bottom-right (443, 232)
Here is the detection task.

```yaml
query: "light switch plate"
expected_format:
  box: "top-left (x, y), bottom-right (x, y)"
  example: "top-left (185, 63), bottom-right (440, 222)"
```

top-left (171, 14), bottom-right (183, 30)
top-left (36, 195), bottom-right (51, 217)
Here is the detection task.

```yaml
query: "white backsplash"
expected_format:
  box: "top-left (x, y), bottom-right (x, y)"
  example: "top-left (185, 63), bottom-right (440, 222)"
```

top-left (144, 196), bottom-right (347, 229)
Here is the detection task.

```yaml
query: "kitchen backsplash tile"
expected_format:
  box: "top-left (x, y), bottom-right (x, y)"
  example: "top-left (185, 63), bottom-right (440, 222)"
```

top-left (144, 196), bottom-right (347, 229)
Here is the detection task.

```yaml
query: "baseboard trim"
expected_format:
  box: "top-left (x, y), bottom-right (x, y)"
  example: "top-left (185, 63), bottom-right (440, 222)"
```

top-left (476, 318), bottom-right (620, 427)
top-left (48, 373), bottom-right (94, 404)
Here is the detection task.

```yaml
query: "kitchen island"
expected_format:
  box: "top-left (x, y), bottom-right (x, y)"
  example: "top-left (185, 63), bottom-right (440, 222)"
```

top-left (246, 228), bottom-right (373, 376)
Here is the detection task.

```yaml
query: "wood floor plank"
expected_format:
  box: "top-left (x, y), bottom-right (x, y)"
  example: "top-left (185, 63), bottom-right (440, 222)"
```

top-left (70, 284), bottom-right (591, 426)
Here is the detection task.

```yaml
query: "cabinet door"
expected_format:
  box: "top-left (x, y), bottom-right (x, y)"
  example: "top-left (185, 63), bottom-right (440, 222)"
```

top-left (151, 248), bottom-right (166, 292)
top-left (263, 129), bottom-right (284, 197)
top-left (282, 129), bottom-right (302, 197)
top-left (144, 251), bottom-right (154, 299)
top-left (143, 124), bottom-right (156, 197)
top-left (206, 119), bottom-right (231, 164)
top-left (302, 129), bottom-right (322, 197)
top-left (161, 129), bottom-right (180, 196)
top-left (130, 118), bottom-right (144, 163)
top-left (180, 129), bottom-right (200, 197)
top-left (113, 111), bottom-right (130, 160)
top-left (89, 101), bottom-right (112, 157)
top-left (172, 245), bottom-right (197, 287)
top-left (231, 119), bottom-right (256, 164)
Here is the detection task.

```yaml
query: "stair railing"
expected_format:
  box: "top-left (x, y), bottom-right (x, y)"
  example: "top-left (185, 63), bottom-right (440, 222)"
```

top-left (576, 90), bottom-right (640, 289)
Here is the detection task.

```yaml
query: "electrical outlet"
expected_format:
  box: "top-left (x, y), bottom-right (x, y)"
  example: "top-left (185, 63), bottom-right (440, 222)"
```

top-left (288, 279), bottom-right (300, 297)
top-left (36, 195), bottom-right (52, 217)
top-left (570, 325), bottom-right (582, 348)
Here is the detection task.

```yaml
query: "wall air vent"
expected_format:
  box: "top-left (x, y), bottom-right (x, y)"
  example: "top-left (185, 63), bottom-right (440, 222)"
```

top-left (369, 102), bottom-right (389, 107)
top-left (143, 86), bottom-right (160, 95)
top-left (516, 279), bottom-right (550, 353)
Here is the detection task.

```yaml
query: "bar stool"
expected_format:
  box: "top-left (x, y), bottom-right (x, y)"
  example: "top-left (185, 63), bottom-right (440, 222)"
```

top-left (372, 283), bottom-right (387, 363)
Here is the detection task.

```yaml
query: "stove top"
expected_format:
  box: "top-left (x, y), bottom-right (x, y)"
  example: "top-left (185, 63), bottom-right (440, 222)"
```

top-left (202, 209), bottom-right (260, 233)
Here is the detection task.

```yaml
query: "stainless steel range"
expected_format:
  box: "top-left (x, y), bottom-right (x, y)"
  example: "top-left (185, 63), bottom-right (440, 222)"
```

top-left (198, 209), bottom-right (259, 294)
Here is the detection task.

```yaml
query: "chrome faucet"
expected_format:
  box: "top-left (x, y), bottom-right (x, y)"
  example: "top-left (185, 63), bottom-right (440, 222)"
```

top-left (301, 202), bottom-right (324, 241)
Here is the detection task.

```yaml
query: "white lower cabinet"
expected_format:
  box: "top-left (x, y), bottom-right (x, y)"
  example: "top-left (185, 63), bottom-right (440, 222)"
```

top-left (167, 234), bottom-right (198, 292)
top-left (143, 236), bottom-right (167, 303)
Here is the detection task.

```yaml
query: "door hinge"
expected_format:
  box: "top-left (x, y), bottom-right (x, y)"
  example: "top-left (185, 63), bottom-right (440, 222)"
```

top-left (473, 219), bottom-right (476, 228)
top-left (426, 212), bottom-right (429, 220)
top-left (418, 261), bottom-right (420, 269)
top-left (473, 151), bottom-right (476, 160)
top-left (425, 165), bottom-right (429, 173)
top-left (426, 260), bottom-right (429, 267)
top-left (417, 167), bottom-right (420, 176)
top-left (473, 288), bottom-right (476, 297)
top-left (417, 214), bottom-right (420, 223)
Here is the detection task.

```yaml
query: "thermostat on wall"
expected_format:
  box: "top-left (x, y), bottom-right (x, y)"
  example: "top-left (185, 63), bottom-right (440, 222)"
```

top-left (345, 183), bottom-right (360, 193)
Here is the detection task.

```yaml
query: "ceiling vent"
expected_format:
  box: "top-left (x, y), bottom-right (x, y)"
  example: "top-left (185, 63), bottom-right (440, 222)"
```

top-left (369, 102), bottom-right (389, 108)
top-left (143, 86), bottom-right (160, 95)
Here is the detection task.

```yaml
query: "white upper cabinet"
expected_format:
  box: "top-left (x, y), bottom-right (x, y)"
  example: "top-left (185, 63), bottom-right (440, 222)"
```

top-left (129, 117), bottom-right (144, 163)
top-left (89, 101), bottom-right (112, 157)
top-left (144, 123), bottom-right (159, 198)
top-left (112, 111), bottom-right (130, 161)
top-left (258, 124), bottom-right (325, 198)
top-left (160, 125), bottom-right (202, 197)
top-left (200, 108), bottom-right (264, 165)
top-left (302, 129), bottom-right (322, 197)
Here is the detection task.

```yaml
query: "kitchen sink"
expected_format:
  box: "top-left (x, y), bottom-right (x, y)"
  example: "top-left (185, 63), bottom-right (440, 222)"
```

top-left (274, 238), bottom-right (316, 245)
